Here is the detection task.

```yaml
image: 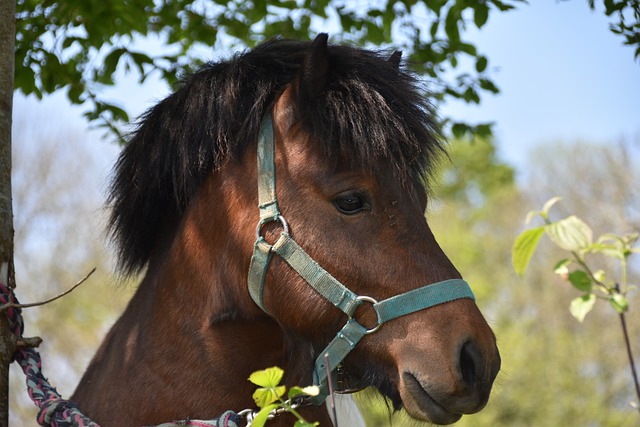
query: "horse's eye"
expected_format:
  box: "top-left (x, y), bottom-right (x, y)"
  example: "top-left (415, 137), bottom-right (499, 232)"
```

top-left (334, 192), bottom-right (368, 215)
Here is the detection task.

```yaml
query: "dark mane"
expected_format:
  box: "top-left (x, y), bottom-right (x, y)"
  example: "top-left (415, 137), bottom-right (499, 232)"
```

top-left (108, 37), bottom-right (444, 275)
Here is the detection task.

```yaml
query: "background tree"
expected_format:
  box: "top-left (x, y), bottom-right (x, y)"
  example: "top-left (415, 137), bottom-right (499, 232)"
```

top-left (11, 0), bottom-right (640, 139)
top-left (14, 0), bottom-right (529, 138)
top-left (9, 113), bottom-right (132, 425)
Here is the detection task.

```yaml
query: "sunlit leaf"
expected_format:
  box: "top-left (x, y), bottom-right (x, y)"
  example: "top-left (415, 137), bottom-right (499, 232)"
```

top-left (249, 366), bottom-right (284, 388)
top-left (592, 269), bottom-right (606, 283)
top-left (569, 294), bottom-right (596, 322)
top-left (545, 216), bottom-right (592, 252)
top-left (252, 385), bottom-right (286, 408)
top-left (524, 210), bottom-right (539, 225)
top-left (553, 259), bottom-right (571, 276)
top-left (541, 196), bottom-right (562, 219)
top-left (512, 226), bottom-right (545, 275)
top-left (610, 293), bottom-right (629, 313)
top-left (250, 404), bottom-right (278, 427)
top-left (288, 385), bottom-right (320, 399)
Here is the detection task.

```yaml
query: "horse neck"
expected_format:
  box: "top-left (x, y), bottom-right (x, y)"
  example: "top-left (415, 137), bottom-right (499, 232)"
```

top-left (127, 168), bottom-right (297, 386)
top-left (74, 167), bottom-right (323, 425)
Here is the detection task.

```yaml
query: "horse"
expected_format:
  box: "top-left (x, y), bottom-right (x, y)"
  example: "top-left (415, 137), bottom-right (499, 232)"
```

top-left (71, 34), bottom-right (500, 426)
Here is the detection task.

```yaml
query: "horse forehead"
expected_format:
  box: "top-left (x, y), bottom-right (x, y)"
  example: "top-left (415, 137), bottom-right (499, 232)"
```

top-left (271, 97), bottom-right (425, 202)
top-left (278, 139), bottom-right (392, 193)
top-left (279, 144), bottom-right (426, 210)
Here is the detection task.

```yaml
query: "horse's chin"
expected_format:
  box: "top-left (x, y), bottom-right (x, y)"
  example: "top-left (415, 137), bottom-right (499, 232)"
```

top-left (399, 373), bottom-right (463, 425)
top-left (340, 364), bottom-right (463, 425)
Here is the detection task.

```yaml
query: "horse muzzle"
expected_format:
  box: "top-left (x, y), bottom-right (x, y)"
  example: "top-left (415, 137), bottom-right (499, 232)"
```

top-left (399, 338), bottom-right (501, 425)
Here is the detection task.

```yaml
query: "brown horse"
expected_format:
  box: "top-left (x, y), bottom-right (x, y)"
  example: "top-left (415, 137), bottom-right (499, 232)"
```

top-left (72, 34), bottom-right (500, 426)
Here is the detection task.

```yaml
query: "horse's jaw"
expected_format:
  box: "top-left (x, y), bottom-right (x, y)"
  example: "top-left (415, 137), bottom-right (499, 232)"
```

top-left (399, 372), bottom-right (465, 425)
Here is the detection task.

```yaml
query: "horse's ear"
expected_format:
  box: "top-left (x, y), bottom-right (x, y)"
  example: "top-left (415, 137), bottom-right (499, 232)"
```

top-left (389, 51), bottom-right (402, 69)
top-left (295, 33), bottom-right (329, 110)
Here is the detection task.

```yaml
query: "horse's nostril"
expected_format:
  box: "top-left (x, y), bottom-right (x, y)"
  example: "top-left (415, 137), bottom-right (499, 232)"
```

top-left (460, 341), bottom-right (480, 387)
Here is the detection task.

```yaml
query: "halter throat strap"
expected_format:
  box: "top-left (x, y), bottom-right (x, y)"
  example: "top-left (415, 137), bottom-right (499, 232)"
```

top-left (247, 112), bottom-right (475, 404)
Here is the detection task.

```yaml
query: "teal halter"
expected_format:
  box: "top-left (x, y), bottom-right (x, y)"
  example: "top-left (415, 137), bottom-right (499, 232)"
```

top-left (247, 113), bottom-right (475, 404)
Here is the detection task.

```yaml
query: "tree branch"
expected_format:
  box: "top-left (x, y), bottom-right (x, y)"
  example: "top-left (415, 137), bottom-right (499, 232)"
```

top-left (0, 268), bottom-right (96, 312)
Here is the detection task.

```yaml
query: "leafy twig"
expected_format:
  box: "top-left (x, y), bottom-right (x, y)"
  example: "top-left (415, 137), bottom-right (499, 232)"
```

top-left (513, 198), bottom-right (639, 411)
top-left (249, 366), bottom-right (320, 427)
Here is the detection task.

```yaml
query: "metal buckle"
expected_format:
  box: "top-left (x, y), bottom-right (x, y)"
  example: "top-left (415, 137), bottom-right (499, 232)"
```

top-left (255, 214), bottom-right (289, 240)
top-left (354, 295), bottom-right (381, 334)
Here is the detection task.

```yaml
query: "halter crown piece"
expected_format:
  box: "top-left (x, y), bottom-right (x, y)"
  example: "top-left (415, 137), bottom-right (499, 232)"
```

top-left (247, 113), bottom-right (476, 404)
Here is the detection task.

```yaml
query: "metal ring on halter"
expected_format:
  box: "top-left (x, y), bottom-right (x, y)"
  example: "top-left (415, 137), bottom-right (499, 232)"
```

top-left (354, 295), bottom-right (382, 334)
top-left (255, 214), bottom-right (290, 240)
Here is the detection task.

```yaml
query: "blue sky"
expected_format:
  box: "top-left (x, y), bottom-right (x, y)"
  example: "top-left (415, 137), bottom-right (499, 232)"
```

top-left (12, 0), bottom-right (640, 175)
top-left (441, 0), bottom-right (640, 168)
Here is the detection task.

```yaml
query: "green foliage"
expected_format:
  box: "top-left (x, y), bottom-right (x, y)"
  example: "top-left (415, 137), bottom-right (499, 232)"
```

top-left (513, 197), bottom-right (638, 322)
top-left (513, 194), bottom-right (640, 414)
top-left (9, 122), bottom-right (136, 424)
top-left (588, 0), bottom-right (640, 59)
top-left (15, 0), bottom-right (529, 140)
top-left (250, 367), bottom-right (287, 408)
top-left (15, 1), bottom-right (639, 140)
top-left (428, 137), bottom-right (518, 302)
top-left (248, 366), bottom-right (319, 427)
top-left (512, 226), bottom-right (544, 276)
top-left (569, 293), bottom-right (596, 322)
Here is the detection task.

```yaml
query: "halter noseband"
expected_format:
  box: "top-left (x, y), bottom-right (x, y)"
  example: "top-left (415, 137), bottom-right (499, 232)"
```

top-left (247, 113), bottom-right (475, 404)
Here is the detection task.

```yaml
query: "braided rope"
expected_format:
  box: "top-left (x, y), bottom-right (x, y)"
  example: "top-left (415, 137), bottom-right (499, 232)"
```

top-left (0, 282), bottom-right (245, 427)
top-left (0, 281), bottom-right (99, 427)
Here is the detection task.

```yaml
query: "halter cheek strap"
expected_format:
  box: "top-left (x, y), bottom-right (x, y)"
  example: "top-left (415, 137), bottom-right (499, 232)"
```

top-left (247, 113), bottom-right (475, 404)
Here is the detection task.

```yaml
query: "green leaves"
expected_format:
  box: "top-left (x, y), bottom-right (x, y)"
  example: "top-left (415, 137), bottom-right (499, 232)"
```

top-left (567, 270), bottom-right (592, 293)
top-left (591, 233), bottom-right (639, 260)
top-left (545, 216), bottom-right (593, 253)
top-left (513, 199), bottom-right (593, 276)
top-left (15, 0), bottom-right (529, 142)
top-left (250, 366), bottom-right (286, 408)
top-left (610, 293), bottom-right (629, 314)
top-left (251, 404), bottom-right (279, 427)
top-left (473, 3), bottom-right (490, 28)
top-left (288, 385), bottom-right (320, 400)
top-left (247, 367), bottom-right (319, 427)
top-left (513, 197), bottom-right (636, 322)
top-left (570, 294), bottom-right (596, 322)
top-left (588, 0), bottom-right (640, 59)
top-left (512, 226), bottom-right (545, 276)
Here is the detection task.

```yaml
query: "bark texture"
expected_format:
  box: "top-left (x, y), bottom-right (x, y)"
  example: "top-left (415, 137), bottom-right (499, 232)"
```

top-left (0, 0), bottom-right (16, 425)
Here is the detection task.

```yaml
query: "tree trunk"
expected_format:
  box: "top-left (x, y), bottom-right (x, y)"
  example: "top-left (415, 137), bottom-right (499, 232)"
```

top-left (0, 0), bottom-right (16, 426)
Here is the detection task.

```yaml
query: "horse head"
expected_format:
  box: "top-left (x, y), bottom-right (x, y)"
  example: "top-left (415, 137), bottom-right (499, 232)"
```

top-left (73, 34), bottom-right (499, 426)
top-left (244, 34), bottom-right (500, 424)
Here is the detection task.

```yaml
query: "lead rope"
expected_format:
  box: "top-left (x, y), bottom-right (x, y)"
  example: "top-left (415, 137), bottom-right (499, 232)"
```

top-left (0, 282), bottom-right (259, 427)
top-left (0, 282), bottom-right (99, 427)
